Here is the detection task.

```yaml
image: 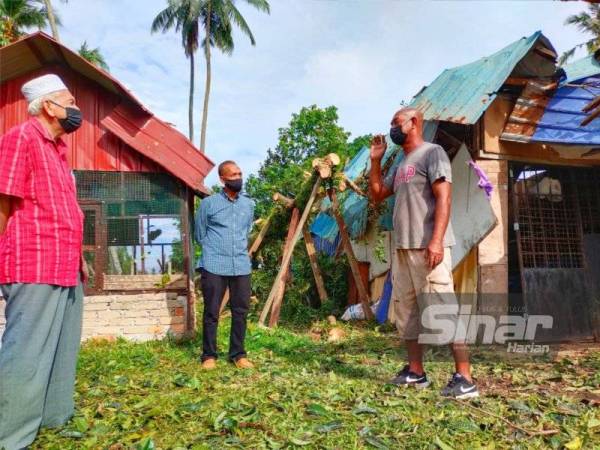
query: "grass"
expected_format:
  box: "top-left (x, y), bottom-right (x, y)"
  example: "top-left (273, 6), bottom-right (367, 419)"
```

top-left (33, 319), bottom-right (600, 450)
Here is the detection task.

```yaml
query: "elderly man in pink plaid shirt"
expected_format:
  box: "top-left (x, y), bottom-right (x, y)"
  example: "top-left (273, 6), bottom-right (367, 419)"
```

top-left (0, 74), bottom-right (87, 449)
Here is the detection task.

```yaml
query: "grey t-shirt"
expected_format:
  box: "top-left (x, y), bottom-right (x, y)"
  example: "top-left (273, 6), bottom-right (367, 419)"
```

top-left (384, 142), bottom-right (455, 249)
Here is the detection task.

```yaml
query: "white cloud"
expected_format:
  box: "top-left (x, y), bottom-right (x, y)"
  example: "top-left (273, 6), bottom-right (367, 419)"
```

top-left (52, 0), bottom-right (589, 188)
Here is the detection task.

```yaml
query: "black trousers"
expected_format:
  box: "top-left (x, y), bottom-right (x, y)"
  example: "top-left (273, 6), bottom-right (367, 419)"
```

top-left (199, 269), bottom-right (251, 362)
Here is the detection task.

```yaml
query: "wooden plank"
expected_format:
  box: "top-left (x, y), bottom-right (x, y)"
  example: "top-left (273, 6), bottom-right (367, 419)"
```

top-left (269, 208), bottom-right (300, 327)
top-left (329, 189), bottom-right (374, 320)
top-left (259, 177), bottom-right (322, 326)
top-left (249, 214), bottom-right (272, 256)
top-left (303, 226), bottom-right (328, 304)
top-left (184, 189), bottom-right (196, 334)
top-left (219, 289), bottom-right (230, 315)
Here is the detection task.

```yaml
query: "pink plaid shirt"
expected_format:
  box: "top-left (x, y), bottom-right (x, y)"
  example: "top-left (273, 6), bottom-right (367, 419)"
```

top-left (0, 118), bottom-right (84, 287)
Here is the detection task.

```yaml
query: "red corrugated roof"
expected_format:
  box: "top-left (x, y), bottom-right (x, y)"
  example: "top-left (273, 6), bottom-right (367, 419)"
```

top-left (102, 104), bottom-right (212, 194)
top-left (0, 32), bottom-right (214, 194)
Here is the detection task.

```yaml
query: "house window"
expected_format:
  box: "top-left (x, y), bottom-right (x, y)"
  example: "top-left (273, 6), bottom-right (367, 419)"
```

top-left (75, 171), bottom-right (188, 292)
top-left (512, 166), bottom-right (600, 269)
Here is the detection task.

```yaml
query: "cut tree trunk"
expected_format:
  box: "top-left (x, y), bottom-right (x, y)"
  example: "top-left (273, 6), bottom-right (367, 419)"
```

top-left (273, 192), bottom-right (295, 209)
top-left (303, 225), bottom-right (328, 305)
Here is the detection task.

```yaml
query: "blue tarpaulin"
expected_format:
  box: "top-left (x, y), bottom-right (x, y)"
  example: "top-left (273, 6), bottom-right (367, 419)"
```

top-left (530, 76), bottom-right (600, 145)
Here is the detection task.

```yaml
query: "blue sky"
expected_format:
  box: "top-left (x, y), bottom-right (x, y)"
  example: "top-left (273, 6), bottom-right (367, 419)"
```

top-left (51, 0), bottom-right (587, 186)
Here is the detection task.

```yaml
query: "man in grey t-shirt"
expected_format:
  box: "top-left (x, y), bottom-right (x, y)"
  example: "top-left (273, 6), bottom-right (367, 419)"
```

top-left (370, 107), bottom-right (478, 399)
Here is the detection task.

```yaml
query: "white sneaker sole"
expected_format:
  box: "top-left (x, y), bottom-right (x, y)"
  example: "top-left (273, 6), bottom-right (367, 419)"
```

top-left (454, 391), bottom-right (479, 400)
top-left (395, 381), bottom-right (430, 390)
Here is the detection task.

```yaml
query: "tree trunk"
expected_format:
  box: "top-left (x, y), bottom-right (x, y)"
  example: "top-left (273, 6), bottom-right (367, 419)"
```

top-left (188, 52), bottom-right (195, 142)
top-left (200, 1), bottom-right (212, 153)
top-left (43, 0), bottom-right (60, 41)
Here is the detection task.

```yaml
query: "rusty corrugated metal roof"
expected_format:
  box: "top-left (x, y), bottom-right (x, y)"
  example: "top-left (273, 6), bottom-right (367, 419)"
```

top-left (410, 31), bottom-right (557, 125)
top-left (102, 104), bottom-right (213, 194)
top-left (501, 75), bottom-right (600, 146)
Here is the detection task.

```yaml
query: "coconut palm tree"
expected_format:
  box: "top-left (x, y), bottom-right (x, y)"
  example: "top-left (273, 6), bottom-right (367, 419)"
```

top-left (560, 2), bottom-right (600, 66)
top-left (0, 0), bottom-right (48, 45)
top-left (41, 0), bottom-right (58, 39)
top-left (152, 0), bottom-right (202, 142)
top-left (79, 41), bottom-right (109, 71)
top-left (199, 0), bottom-right (270, 153)
top-left (152, 0), bottom-right (269, 150)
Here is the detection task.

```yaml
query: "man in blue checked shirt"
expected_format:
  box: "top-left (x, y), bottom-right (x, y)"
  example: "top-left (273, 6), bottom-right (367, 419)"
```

top-left (195, 160), bottom-right (255, 370)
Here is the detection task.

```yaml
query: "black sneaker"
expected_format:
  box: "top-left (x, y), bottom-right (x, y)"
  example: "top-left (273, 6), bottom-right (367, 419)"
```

top-left (441, 373), bottom-right (479, 399)
top-left (389, 365), bottom-right (430, 389)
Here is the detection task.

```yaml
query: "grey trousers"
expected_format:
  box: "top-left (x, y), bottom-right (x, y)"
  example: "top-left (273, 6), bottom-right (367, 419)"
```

top-left (0, 280), bottom-right (83, 450)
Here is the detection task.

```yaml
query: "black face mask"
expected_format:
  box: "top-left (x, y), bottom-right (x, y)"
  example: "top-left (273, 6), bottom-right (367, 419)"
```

top-left (389, 126), bottom-right (406, 146)
top-left (224, 178), bottom-right (243, 193)
top-left (50, 101), bottom-right (82, 134)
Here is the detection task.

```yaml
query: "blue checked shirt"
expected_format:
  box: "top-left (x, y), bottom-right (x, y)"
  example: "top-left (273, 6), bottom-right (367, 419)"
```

top-left (195, 190), bottom-right (255, 276)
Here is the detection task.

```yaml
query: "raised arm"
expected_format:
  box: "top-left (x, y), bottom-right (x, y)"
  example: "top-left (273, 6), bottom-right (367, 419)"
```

top-left (369, 135), bottom-right (394, 204)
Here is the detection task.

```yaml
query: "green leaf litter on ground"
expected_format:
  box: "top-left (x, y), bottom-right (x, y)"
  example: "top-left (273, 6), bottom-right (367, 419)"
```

top-left (31, 321), bottom-right (600, 449)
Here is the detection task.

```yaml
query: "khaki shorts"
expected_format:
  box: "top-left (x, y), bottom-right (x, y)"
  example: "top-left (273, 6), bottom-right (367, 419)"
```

top-left (388, 247), bottom-right (459, 345)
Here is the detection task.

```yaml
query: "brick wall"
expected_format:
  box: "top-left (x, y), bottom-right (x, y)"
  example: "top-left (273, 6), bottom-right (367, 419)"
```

top-left (0, 291), bottom-right (187, 343)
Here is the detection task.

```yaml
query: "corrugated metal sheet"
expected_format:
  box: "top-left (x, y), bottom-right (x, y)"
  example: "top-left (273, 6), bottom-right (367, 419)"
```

top-left (102, 104), bottom-right (212, 193)
top-left (411, 31), bottom-right (556, 125)
top-left (500, 78), bottom-right (557, 143)
top-left (1, 65), bottom-right (162, 172)
top-left (501, 75), bottom-right (600, 146)
top-left (564, 54), bottom-right (600, 84)
top-left (0, 32), bottom-right (214, 192)
top-left (1, 31), bottom-right (149, 113)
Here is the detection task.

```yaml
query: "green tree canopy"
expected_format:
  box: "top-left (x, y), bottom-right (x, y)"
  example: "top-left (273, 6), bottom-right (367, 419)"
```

top-left (246, 105), bottom-right (370, 218)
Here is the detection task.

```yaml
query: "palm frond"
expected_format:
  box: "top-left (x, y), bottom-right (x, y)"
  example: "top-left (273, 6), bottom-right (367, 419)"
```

top-left (243, 0), bottom-right (270, 14)
top-left (226, 1), bottom-right (255, 45)
top-left (558, 47), bottom-right (578, 66)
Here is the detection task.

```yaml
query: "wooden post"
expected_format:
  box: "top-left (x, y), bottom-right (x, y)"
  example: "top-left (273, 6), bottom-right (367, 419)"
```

top-left (218, 289), bottom-right (230, 315)
top-left (268, 208), bottom-right (300, 327)
top-left (303, 225), bottom-right (328, 305)
top-left (259, 177), bottom-right (323, 326)
top-left (329, 189), bottom-right (374, 320)
top-left (249, 215), bottom-right (272, 257)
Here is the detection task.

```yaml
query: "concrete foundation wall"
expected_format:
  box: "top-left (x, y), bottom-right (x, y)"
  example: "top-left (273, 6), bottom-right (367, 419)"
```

top-left (0, 291), bottom-right (187, 343)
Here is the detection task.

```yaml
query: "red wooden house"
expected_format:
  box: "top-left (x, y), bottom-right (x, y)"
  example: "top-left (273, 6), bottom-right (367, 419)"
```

top-left (0, 32), bottom-right (214, 341)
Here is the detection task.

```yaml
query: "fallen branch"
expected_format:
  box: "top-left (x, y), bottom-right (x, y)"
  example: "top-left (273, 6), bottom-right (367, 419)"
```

top-left (339, 174), bottom-right (367, 197)
top-left (450, 398), bottom-right (559, 437)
